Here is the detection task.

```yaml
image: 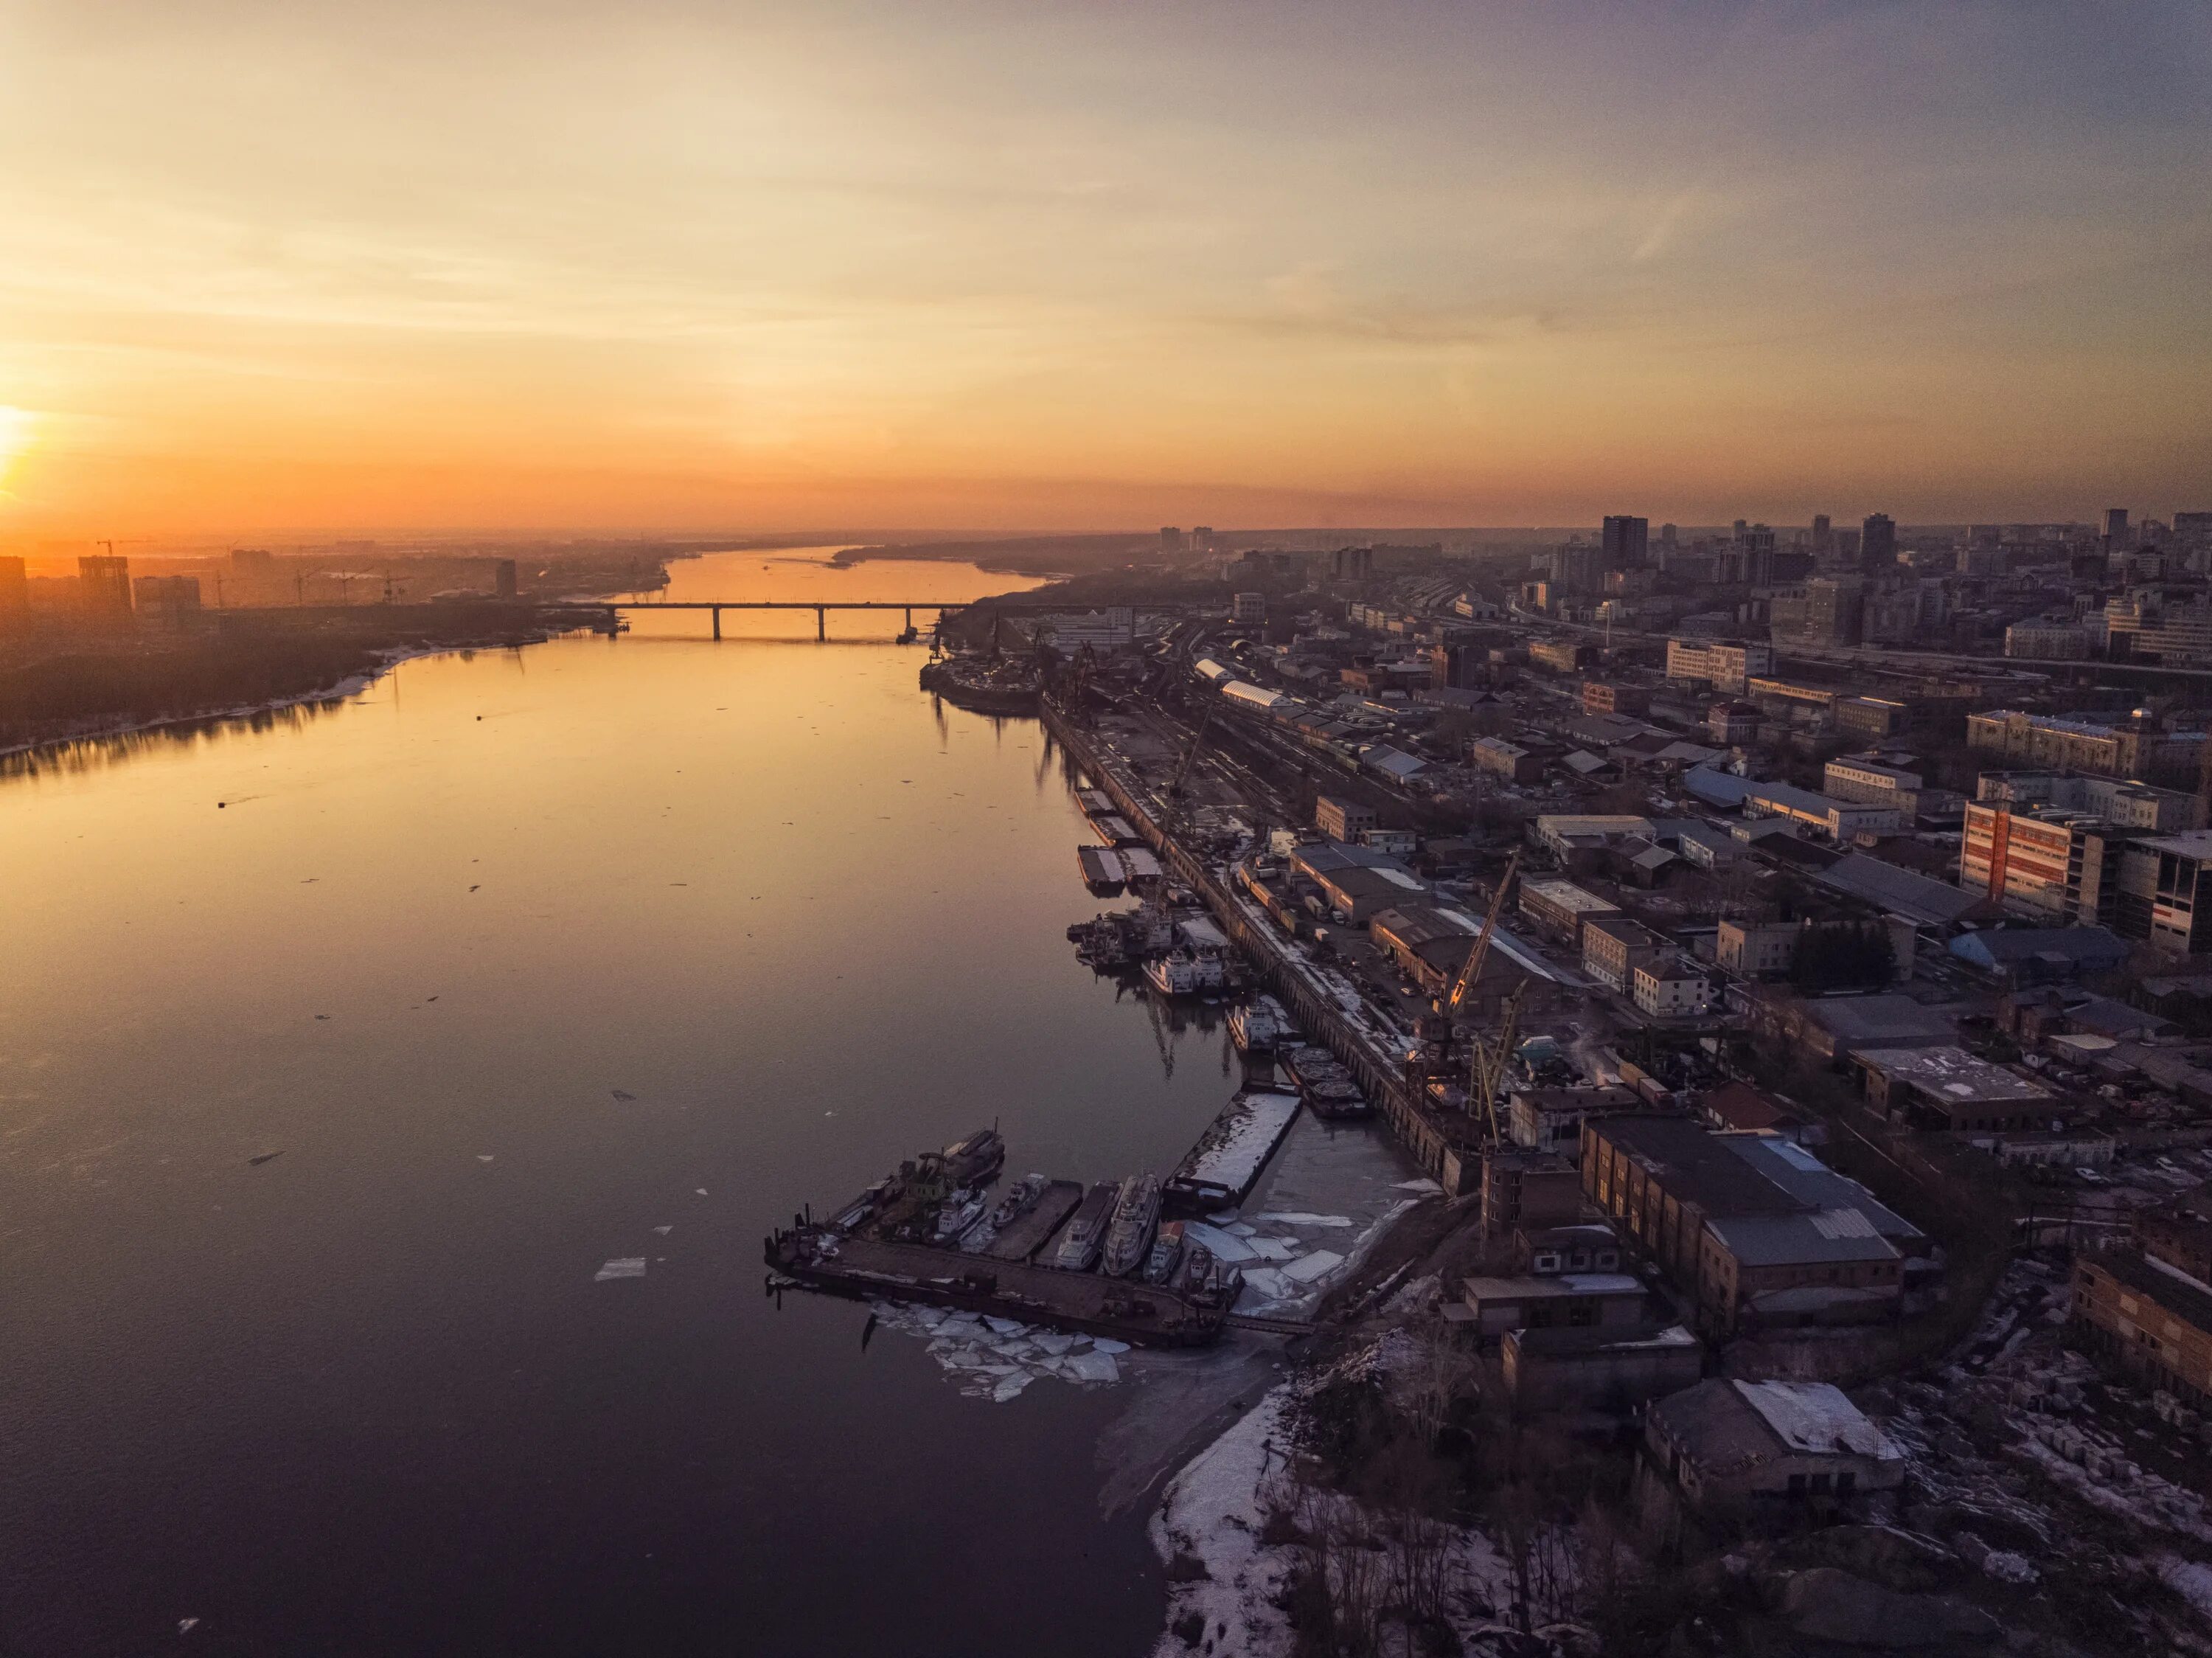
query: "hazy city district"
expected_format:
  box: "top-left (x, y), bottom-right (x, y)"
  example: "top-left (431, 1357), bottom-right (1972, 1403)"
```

top-left (861, 513), bottom-right (2212, 1657)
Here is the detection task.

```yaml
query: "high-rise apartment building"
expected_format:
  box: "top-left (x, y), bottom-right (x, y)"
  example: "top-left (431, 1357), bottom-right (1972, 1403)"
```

top-left (0, 555), bottom-right (27, 628)
top-left (1601, 515), bottom-right (1648, 569)
top-left (78, 555), bottom-right (133, 617)
top-left (1860, 513), bottom-right (1896, 573)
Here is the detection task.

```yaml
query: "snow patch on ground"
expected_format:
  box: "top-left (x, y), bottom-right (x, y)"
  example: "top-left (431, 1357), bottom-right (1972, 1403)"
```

top-left (1150, 1387), bottom-right (1294, 1657)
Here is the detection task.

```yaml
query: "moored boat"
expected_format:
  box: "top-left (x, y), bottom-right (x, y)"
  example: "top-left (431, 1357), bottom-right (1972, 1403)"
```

top-left (1100, 1173), bottom-right (1161, 1277)
top-left (1141, 1219), bottom-right (1186, 1285)
top-left (1143, 949), bottom-right (1201, 996)
top-left (1228, 994), bottom-right (1290, 1053)
top-left (941, 1127), bottom-right (1006, 1186)
top-left (1052, 1180), bottom-right (1119, 1272)
top-left (934, 1190), bottom-right (987, 1242)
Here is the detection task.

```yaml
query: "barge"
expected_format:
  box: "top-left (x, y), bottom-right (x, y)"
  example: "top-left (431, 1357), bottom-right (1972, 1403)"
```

top-left (1163, 1087), bottom-right (1302, 1212)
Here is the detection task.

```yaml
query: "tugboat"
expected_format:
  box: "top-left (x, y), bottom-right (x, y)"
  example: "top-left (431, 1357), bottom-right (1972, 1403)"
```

top-left (1100, 1173), bottom-right (1162, 1277)
top-left (1229, 994), bottom-right (1290, 1053)
top-left (1054, 1181), bottom-right (1119, 1272)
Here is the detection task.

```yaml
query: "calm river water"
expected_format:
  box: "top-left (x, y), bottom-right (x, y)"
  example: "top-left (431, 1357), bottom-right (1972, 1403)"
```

top-left (0, 549), bottom-right (1241, 1655)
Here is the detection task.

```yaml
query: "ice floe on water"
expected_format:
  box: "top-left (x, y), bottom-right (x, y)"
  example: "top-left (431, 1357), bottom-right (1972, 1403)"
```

top-left (867, 1300), bottom-right (1132, 1400)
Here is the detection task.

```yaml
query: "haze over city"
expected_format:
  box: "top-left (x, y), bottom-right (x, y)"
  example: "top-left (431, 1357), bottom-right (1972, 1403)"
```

top-left (4, 0), bottom-right (2209, 539)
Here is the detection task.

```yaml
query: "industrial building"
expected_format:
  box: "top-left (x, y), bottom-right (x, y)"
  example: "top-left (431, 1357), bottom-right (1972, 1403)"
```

top-left (1852, 1045), bottom-right (2060, 1131)
top-left (1580, 1117), bottom-right (1923, 1336)
top-left (1742, 782), bottom-right (1902, 843)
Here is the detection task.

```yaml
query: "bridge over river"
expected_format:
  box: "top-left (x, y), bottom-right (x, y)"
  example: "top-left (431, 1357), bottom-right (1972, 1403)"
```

top-left (538, 598), bottom-right (1073, 640)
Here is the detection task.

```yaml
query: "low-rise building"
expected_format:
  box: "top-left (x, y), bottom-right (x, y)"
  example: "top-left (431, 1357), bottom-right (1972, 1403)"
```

top-left (1460, 1272), bottom-right (1652, 1339)
top-left (2073, 1246), bottom-right (2212, 1404)
top-left (2005, 622), bottom-right (2092, 659)
top-left (1967, 708), bottom-right (2208, 785)
top-left (1581, 681), bottom-right (1650, 717)
top-left (1314, 794), bottom-right (1377, 842)
top-left (1836, 696), bottom-right (1913, 740)
top-left (1583, 916), bottom-right (1668, 991)
top-left (1717, 918), bottom-right (1799, 979)
top-left (1853, 1044), bottom-right (2060, 1131)
top-left (1947, 925), bottom-right (2132, 985)
top-left (1532, 814), bottom-right (1654, 863)
top-left (1633, 955), bottom-right (1717, 1018)
top-left (1518, 878), bottom-right (1621, 946)
top-left (1707, 701), bottom-right (1759, 745)
top-left (1369, 903), bottom-right (1481, 993)
top-left (1666, 638), bottom-right (1771, 694)
top-left (1581, 1116), bottom-right (1923, 1336)
top-left (1480, 1150), bottom-right (1584, 1234)
top-left (1644, 1379), bottom-right (1906, 1516)
top-left (1500, 1324), bottom-right (1702, 1415)
top-left (1287, 842), bottom-right (1427, 926)
top-left (1529, 637), bottom-right (1593, 673)
top-left (1508, 1083), bottom-right (1644, 1155)
top-left (1743, 782), bottom-right (1903, 843)
top-left (1469, 736), bottom-right (1549, 784)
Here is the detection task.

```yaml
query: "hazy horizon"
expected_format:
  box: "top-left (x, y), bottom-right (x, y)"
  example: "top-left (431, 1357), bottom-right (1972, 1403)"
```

top-left (4, 1), bottom-right (2208, 538)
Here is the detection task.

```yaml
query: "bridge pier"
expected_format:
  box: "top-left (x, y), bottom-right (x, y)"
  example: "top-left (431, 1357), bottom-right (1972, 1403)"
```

top-left (712, 606), bottom-right (721, 641)
top-left (816, 606), bottom-right (826, 642)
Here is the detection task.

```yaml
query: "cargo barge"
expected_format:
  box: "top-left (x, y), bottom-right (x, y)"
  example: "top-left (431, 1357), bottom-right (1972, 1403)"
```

top-left (1163, 1087), bottom-right (1302, 1212)
top-left (765, 1128), bottom-right (1241, 1348)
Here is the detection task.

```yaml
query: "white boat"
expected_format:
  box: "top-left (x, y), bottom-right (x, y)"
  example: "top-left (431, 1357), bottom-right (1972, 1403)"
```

top-left (1141, 1220), bottom-right (1186, 1285)
top-left (1189, 946), bottom-right (1228, 991)
top-left (934, 1190), bottom-right (986, 1242)
top-left (1100, 1173), bottom-right (1161, 1277)
top-left (1229, 995), bottom-right (1290, 1053)
top-left (1143, 950), bottom-right (1201, 996)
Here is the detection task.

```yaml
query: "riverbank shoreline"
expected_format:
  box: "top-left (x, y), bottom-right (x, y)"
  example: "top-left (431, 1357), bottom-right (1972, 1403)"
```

top-left (0, 631), bottom-right (562, 768)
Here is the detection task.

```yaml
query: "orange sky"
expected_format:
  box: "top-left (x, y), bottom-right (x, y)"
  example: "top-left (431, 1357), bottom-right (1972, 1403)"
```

top-left (3, 1), bottom-right (2208, 541)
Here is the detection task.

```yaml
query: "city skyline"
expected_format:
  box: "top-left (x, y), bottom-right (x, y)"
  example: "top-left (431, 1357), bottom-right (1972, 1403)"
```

top-left (3, 1), bottom-right (2209, 537)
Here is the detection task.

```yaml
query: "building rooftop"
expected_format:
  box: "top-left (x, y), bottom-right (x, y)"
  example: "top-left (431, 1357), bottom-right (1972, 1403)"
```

top-left (1683, 766), bottom-right (1754, 807)
top-left (1802, 994), bottom-right (1960, 1050)
top-left (2138, 832), bottom-right (2212, 861)
top-left (1815, 851), bottom-right (1987, 928)
top-left (1856, 1044), bottom-right (2057, 1105)
top-left (1747, 782), bottom-right (1875, 819)
top-left (1733, 1379), bottom-right (1902, 1461)
top-left (1464, 1273), bottom-right (1646, 1300)
top-left (1521, 878), bottom-right (1621, 915)
top-left (1703, 1210), bottom-right (1899, 1267)
top-left (1587, 1116), bottom-right (1803, 1218)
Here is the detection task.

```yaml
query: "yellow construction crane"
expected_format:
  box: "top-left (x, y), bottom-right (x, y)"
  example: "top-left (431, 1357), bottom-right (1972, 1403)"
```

top-left (1438, 848), bottom-right (1521, 1019)
top-left (1468, 977), bottom-right (1529, 1147)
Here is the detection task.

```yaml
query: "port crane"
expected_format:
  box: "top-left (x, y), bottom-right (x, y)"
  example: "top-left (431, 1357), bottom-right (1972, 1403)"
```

top-left (1419, 850), bottom-right (1527, 1146)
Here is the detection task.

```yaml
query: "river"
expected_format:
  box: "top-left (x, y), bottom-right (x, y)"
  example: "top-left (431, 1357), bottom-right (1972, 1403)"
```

top-left (0, 549), bottom-right (1248, 1655)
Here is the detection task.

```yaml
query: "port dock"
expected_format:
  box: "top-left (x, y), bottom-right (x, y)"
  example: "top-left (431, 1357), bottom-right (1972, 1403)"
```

top-left (983, 1179), bottom-right (1084, 1262)
top-left (766, 1227), bottom-right (1231, 1347)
